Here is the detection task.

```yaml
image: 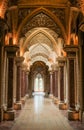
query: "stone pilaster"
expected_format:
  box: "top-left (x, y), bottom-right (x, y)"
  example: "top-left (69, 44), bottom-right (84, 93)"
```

top-left (14, 56), bottom-right (24, 110)
top-left (64, 45), bottom-right (79, 120)
top-left (4, 45), bottom-right (19, 120)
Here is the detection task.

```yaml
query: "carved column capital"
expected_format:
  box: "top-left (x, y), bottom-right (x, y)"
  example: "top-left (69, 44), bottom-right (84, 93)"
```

top-left (57, 57), bottom-right (66, 67)
top-left (15, 56), bottom-right (24, 66)
top-left (64, 45), bottom-right (79, 58)
top-left (4, 45), bottom-right (19, 57)
top-left (51, 64), bottom-right (59, 71)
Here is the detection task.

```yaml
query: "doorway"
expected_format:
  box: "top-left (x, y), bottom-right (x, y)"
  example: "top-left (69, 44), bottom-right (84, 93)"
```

top-left (34, 73), bottom-right (44, 92)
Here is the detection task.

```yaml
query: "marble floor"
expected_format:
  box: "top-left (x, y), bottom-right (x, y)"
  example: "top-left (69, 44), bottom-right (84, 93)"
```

top-left (11, 92), bottom-right (73, 130)
top-left (0, 93), bottom-right (84, 130)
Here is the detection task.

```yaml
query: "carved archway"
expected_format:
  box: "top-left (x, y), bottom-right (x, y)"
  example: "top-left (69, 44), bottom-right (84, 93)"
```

top-left (22, 28), bottom-right (59, 55)
top-left (17, 7), bottom-right (67, 42)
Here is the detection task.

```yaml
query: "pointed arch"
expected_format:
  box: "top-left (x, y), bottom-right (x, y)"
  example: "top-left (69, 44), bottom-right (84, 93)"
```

top-left (17, 7), bottom-right (67, 42)
top-left (22, 28), bottom-right (59, 55)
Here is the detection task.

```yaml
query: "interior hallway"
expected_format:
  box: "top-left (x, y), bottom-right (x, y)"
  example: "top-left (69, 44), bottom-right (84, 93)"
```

top-left (10, 93), bottom-right (73, 130)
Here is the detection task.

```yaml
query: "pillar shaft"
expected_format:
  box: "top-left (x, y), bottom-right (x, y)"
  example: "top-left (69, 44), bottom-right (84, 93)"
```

top-left (57, 57), bottom-right (66, 102)
top-left (21, 70), bottom-right (26, 97)
top-left (5, 45), bottom-right (19, 109)
top-left (59, 66), bottom-right (64, 101)
top-left (54, 70), bottom-right (58, 98)
top-left (16, 57), bottom-right (24, 102)
top-left (7, 58), bottom-right (14, 108)
top-left (16, 66), bottom-right (21, 101)
top-left (49, 71), bottom-right (53, 95)
top-left (25, 71), bottom-right (29, 95)
top-left (0, 46), bottom-right (3, 121)
top-left (64, 45), bottom-right (78, 110)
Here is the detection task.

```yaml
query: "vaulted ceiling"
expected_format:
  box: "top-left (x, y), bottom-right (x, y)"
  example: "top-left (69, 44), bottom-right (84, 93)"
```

top-left (0, 0), bottom-right (84, 71)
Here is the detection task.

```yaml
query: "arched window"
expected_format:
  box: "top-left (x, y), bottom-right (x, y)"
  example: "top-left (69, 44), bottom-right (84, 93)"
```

top-left (34, 73), bottom-right (44, 92)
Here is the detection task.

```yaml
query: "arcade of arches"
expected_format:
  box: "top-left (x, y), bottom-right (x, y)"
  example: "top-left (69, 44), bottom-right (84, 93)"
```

top-left (0, 0), bottom-right (84, 124)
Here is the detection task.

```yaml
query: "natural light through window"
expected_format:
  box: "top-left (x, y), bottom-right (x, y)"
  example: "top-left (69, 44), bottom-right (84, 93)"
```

top-left (34, 73), bottom-right (44, 92)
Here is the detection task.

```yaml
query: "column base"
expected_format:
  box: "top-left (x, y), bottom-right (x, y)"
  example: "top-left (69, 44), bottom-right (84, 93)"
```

top-left (14, 102), bottom-right (22, 110)
top-left (68, 110), bottom-right (79, 120)
top-left (21, 98), bottom-right (26, 104)
top-left (49, 94), bottom-right (53, 99)
top-left (3, 110), bottom-right (15, 121)
top-left (53, 98), bottom-right (59, 105)
top-left (59, 102), bottom-right (68, 110)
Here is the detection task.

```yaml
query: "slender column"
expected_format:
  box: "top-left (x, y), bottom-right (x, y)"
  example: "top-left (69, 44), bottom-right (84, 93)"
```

top-left (54, 70), bottom-right (58, 98)
top-left (4, 45), bottom-right (19, 120)
top-left (21, 70), bottom-right (25, 97)
top-left (21, 69), bottom-right (26, 104)
top-left (52, 65), bottom-right (59, 104)
top-left (53, 72), bottom-right (55, 97)
top-left (14, 57), bottom-right (24, 110)
top-left (49, 71), bottom-right (53, 98)
top-left (57, 57), bottom-right (67, 110)
top-left (0, 45), bottom-right (3, 121)
top-left (0, 18), bottom-right (8, 121)
top-left (64, 45), bottom-right (79, 120)
top-left (25, 71), bottom-right (29, 98)
top-left (57, 58), bottom-right (65, 102)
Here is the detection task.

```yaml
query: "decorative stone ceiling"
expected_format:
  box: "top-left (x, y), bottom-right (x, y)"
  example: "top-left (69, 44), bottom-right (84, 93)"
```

top-left (22, 27), bottom-right (62, 69)
top-left (20, 12), bottom-right (62, 38)
top-left (18, 0), bottom-right (68, 6)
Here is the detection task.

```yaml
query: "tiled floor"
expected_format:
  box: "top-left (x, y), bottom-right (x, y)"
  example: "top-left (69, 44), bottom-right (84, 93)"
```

top-left (0, 93), bottom-right (84, 130)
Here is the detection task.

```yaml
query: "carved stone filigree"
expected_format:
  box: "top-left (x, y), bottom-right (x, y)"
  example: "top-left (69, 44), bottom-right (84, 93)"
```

top-left (47, 8), bottom-right (66, 28)
top-left (20, 13), bottom-right (62, 38)
top-left (18, 8), bottom-right (35, 25)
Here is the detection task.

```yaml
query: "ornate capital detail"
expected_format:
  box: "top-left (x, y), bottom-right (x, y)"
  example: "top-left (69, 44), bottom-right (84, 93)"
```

top-left (57, 57), bottom-right (66, 66)
top-left (51, 64), bottom-right (59, 71)
top-left (4, 45), bottom-right (19, 57)
top-left (15, 56), bottom-right (24, 66)
top-left (64, 45), bottom-right (79, 58)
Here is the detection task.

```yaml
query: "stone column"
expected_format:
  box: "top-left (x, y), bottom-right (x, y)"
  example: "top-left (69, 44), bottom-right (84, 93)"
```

top-left (51, 64), bottom-right (59, 104)
top-left (21, 68), bottom-right (26, 104)
top-left (64, 45), bottom-right (79, 120)
top-left (54, 66), bottom-right (59, 104)
top-left (25, 70), bottom-right (29, 98)
top-left (4, 45), bottom-right (19, 120)
top-left (14, 56), bottom-right (24, 110)
top-left (0, 18), bottom-right (9, 121)
top-left (0, 45), bottom-right (3, 121)
top-left (57, 57), bottom-right (67, 110)
top-left (49, 71), bottom-right (53, 98)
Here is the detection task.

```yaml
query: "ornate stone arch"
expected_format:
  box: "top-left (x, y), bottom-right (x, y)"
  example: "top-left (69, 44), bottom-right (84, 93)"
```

top-left (22, 28), bottom-right (59, 54)
top-left (17, 7), bottom-right (67, 43)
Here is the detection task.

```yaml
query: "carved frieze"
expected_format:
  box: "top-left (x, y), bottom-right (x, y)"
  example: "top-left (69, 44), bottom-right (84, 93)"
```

top-left (20, 12), bottom-right (62, 38)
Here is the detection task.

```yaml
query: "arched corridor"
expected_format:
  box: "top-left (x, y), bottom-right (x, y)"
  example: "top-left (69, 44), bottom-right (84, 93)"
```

top-left (0, 0), bottom-right (84, 129)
